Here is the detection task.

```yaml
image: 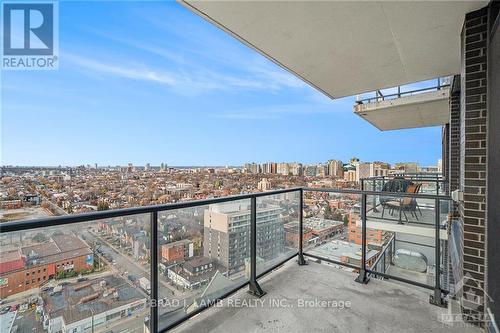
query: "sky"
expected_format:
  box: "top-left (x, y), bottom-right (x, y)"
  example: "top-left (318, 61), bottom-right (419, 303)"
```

top-left (1, 1), bottom-right (442, 167)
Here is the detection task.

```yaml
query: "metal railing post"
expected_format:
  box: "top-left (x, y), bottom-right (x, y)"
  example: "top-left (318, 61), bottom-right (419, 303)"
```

top-left (372, 179), bottom-right (379, 212)
top-left (355, 193), bottom-right (369, 284)
top-left (430, 198), bottom-right (446, 307)
top-left (248, 196), bottom-right (266, 297)
top-left (150, 211), bottom-right (158, 332)
top-left (298, 188), bottom-right (307, 265)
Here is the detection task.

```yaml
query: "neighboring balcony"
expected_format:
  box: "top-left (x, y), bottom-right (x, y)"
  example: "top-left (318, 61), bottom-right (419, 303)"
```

top-left (353, 80), bottom-right (451, 131)
top-left (0, 185), bottom-right (472, 333)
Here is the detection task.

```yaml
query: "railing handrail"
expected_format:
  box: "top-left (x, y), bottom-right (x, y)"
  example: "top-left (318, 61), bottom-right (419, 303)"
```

top-left (0, 187), bottom-right (302, 233)
top-left (356, 84), bottom-right (450, 104)
top-left (1, 187), bottom-right (450, 233)
top-left (303, 187), bottom-right (450, 200)
top-left (360, 176), bottom-right (447, 182)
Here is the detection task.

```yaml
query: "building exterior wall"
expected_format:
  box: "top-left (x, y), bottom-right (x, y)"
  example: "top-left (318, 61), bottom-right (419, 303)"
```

top-left (449, 88), bottom-right (461, 193)
top-left (0, 253), bottom-right (92, 298)
top-left (203, 206), bottom-right (284, 273)
top-left (460, 6), bottom-right (489, 321)
top-left (486, 1), bottom-right (500, 326)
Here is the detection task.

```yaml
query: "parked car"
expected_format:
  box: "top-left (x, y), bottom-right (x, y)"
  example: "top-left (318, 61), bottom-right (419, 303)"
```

top-left (1, 306), bottom-right (10, 314)
top-left (10, 304), bottom-right (18, 312)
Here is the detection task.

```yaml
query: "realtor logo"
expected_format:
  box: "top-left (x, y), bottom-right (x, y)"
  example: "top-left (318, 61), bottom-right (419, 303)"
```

top-left (2, 1), bottom-right (58, 69)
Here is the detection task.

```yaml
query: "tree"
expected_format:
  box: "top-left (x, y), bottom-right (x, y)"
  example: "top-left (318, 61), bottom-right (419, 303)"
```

top-left (343, 215), bottom-right (349, 226)
top-left (324, 205), bottom-right (334, 220)
top-left (97, 202), bottom-right (109, 211)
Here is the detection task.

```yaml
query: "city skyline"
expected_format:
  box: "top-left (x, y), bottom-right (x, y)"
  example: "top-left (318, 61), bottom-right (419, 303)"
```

top-left (1, 1), bottom-right (441, 167)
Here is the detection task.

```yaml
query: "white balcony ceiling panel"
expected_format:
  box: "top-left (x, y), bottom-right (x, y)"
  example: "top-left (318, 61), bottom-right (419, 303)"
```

top-left (180, 0), bottom-right (487, 99)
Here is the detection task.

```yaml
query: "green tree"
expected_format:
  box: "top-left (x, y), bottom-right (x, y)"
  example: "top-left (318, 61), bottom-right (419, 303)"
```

top-left (97, 202), bottom-right (109, 211)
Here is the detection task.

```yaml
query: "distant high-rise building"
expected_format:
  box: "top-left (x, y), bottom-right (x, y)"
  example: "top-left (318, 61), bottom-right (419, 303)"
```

top-left (257, 178), bottom-right (271, 191)
top-left (344, 169), bottom-right (357, 182)
top-left (304, 165), bottom-right (317, 177)
top-left (437, 159), bottom-right (443, 173)
top-left (356, 162), bottom-right (389, 181)
top-left (394, 162), bottom-right (419, 174)
top-left (203, 202), bottom-right (284, 273)
top-left (327, 160), bottom-right (344, 178)
top-left (145, 163), bottom-right (151, 171)
top-left (317, 164), bottom-right (326, 177)
top-left (277, 162), bottom-right (289, 175)
top-left (127, 163), bottom-right (133, 173)
top-left (289, 163), bottom-right (302, 176)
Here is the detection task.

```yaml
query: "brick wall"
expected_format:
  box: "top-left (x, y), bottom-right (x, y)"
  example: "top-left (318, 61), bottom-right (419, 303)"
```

top-left (449, 89), bottom-right (461, 193)
top-left (460, 6), bottom-right (488, 321)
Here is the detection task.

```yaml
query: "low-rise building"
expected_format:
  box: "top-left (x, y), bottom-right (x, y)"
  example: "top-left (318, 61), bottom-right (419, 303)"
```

top-left (311, 240), bottom-right (379, 269)
top-left (161, 239), bottom-right (194, 263)
top-left (284, 223), bottom-right (313, 248)
top-left (304, 218), bottom-right (344, 243)
top-left (42, 275), bottom-right (147, 333)
top-left (167, 257), bottom-right (223, 290)
top-left (0, 235), bottom-right (93, 298)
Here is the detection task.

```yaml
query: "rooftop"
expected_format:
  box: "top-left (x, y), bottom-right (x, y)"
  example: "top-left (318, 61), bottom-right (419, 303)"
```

top-left (172, 260), bottom-right (479, 333)
top-left (308, 240), bottom-right (379, 264)
top-left (21, 235), bottom-right (92, 268)
top-left (42, 274), bottom-right (146, 325)
top-left (304, 217), bottom-right (344, 231)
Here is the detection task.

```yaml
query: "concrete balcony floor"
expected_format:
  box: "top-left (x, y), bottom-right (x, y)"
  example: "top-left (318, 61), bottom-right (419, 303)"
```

top-left (172, 260), bottom-right (478, 333)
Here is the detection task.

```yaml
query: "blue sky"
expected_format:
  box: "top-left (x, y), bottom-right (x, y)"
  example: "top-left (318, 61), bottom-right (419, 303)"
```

top-left (1, 1), bottom-right (442, 167)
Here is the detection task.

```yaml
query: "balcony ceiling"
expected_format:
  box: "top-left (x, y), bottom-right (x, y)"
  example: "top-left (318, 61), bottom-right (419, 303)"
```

top-left (180, 0), bottom-right (487, 99)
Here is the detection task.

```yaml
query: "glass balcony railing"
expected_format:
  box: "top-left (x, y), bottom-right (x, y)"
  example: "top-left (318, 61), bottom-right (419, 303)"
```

top-left (361, 175), bottom-right (449, 196)
top-left (0, 187), bottom-right (452, 332)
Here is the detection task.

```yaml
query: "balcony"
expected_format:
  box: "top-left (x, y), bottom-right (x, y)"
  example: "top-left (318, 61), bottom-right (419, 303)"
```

top-left (172, 260), bottom-right (476, 333)
top-left (0, 186), bottom-right (467, 333)
top-left (353, 81), bottom-right (451, 131)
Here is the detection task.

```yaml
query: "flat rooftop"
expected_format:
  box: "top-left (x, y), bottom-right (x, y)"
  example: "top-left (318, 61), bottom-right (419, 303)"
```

top-left (308, 240), bottom-right (379, 263)
top-left (304, 217), bottom-right (343, 231)
top-left (172, 260), bottom-right (478, 333)
top-left (42, 275), bottom-right (146, 325)
top-left (21, 234), bottom-right (92, 267)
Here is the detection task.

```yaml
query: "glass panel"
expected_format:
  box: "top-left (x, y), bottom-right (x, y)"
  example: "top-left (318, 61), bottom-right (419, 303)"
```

top-left (156, 200), bottom-right (249, 330)
top-left (0, 214), bottom-right (150, 333)
top-left (256, 190), bottom-right (300, 276)
top-left (303, 191), bottom-right (362, 273)
top-left (366, 192), bottom-right (440, 288)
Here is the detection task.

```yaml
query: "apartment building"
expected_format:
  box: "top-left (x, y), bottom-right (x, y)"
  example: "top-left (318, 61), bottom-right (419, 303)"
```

top-left (203, 202), bottom-right (284, 273)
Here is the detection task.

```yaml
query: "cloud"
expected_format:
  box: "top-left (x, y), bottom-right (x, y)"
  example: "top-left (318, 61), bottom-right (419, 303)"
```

top-left (214, 104), bottom-right (336, 120)
top-left (78, 18), bottom-right (308, 96)
top-left (63, 50), bottom-right (307, 96)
